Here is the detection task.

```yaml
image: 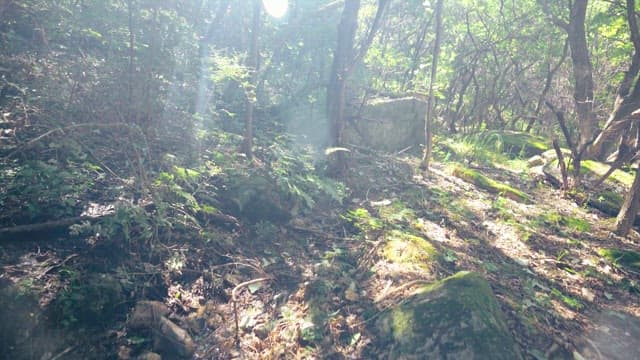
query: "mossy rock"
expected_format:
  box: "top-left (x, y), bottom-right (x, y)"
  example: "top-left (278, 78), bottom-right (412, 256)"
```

top-left (587, 191), bottom-right (640, 226)
top-left (483, 131), bottom-right (549, 158)
top-left (598, 248), bottom-right (640, 271)
top-left (451, 166), bottom-right (530, 203)
top-left (345, 97), bottom-right (425, 152)
top-left (222, 173), bottom-right (292, 223)
top-left (582, 160), bottom-right (634, 187)
top-left (541, 148), bottom-right (572, 163)
top-left (376, 271), bottom-right (522, 359)
top-left (382, 230), bottom-right (438, 272)
top-left (588, 190), bottom-right (624, 217)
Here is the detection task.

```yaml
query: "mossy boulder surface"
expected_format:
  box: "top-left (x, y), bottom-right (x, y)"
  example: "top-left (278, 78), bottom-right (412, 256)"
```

top-left (451, 166), bottom-right (530, 203)
top-left (222, 173), bottom-right (292, 223)
top-left (484, 131), bottom-right (549, 158)
top-left (376, 271), bottom-right (522, 359)
top-left (345, 97), bottom-right (426, 152)
top-left (382, 230), bottom-right (438, 272)
top-left (598, 248), bottom-right (640, 271)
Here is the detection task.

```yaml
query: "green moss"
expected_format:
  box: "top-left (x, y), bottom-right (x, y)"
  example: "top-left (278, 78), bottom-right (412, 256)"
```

top-left (378, 201), bottom-right (417, 224)
top-left (436, 132), bottom-right (549, 166)
top-left (485, 131), bottom-right (550, 157)
top-left (377, 272), bottom-right (522, 359)
top-left (451, 165), bottom-right (530, 203)
top-left (588, 190), bottom-right (624, 216)
top-left (551, 288), bottom-right (583, 310)
top-left (598, 248), bottom-right (640, 271)
top-left (382, 230), bottom-right (438, 271)
top-left (582, 160), bottom-right (634, 187)
top-left (343, 207), bottom-right (384, 232)
top-left (531, 211), bottom-right (591, 233)
top-left (563, 216), bottom-right (591, 232)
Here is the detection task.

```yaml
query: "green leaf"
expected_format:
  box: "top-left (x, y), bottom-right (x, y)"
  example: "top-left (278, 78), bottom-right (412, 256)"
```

top-left (248, 282), bottom-right (262, 294)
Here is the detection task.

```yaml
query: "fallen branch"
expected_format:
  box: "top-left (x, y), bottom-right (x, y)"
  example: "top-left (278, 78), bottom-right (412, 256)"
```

top-left (0, 215), bottom-right (104, 239)
top-left (37, 253), bottom-right (79, 279)
top-left (232, 277), bottom-right (272, 348)
top-left (552, 139), bottom-right (569, 191)
top-left (2, 122), bottom-right (144, 160)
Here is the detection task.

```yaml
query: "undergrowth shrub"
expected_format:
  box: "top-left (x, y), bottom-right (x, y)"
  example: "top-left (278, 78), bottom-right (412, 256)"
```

top-left (0, 158), bottom-right (96, 225)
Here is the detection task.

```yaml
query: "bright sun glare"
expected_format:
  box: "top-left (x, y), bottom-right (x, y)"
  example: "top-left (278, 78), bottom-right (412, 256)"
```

top-left (262, 0), bottom-right (288, 18)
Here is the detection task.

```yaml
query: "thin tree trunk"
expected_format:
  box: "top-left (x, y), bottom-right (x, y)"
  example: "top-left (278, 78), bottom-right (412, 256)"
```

top-left (127, 0), bottom-right (135, 114)
top-left (326, 0), bottom-right (388, 176)
top-left (327, 0), bottom-right (360, 176)
top-left (242, 0), bottom-right (261, 160)
top-left (539, 0), bottom-right (596, 188)
top-left (404, 19), bottom-right (430, 90)
top-left (567, 0), bottom-right (597, 157)
top-left (590, 0), bottom-right (640, 158)
top-left (420, 0), bottom-right (444, 172)
top-left (615, 165), bottom-right (640, 236)
top-left (526, 40), bottom-right (568, 133)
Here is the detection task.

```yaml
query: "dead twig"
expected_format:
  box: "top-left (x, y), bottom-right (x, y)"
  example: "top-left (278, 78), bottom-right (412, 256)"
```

top-left (374, 279), bottom-right (431, 303)
top-left (232, 277), bottom-right (272, 348)
top-left (553, 139), bottom-right (569, 191)
top-left (0, 215), bottom-right (107, 239)
top-left (3, 122), bottom-right (144, 160)
top-left (286, 224), bottom-right (356, 241)
top-left (50, 346), bottom-right (76, 360)
top-left (37, 253), bottom-right (78, 279)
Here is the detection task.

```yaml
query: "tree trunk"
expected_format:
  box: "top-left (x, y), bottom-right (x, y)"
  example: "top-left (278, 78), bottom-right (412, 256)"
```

top-left (590, 0), bottom-right (640, 159)
top-left (615, 165), bottom-right (640, 236)
top-left (420, 0), bottom-right (444, 172)
top-left (526, 40), bottom-right (568, 133)
top-left (242, 0), bottom-right (261, 160)
top-left (567, 0), bottom-right (597, 157)
top-left (127, 0), bottom-right (135, 114)
top-left (540, 0), bottom-right (596, 187)
top-left (327, 0), bottom-right (360, 175)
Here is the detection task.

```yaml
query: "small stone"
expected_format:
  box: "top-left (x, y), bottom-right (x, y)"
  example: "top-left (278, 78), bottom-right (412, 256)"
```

top-left (128, 301), bottom-right (170, 329)
top-left (515, 258), bottom-right (530, 267)
top-left (153, 316), bottom-right (195, 357)
top-left (186, 311), bottom-right (205, 334)
top-left (117, 346), bottom-right (132, 360)
top-left (206, 313), bottom-right (224, 329)
top-left (581, 288), bottom-right (595, 302)
top-left (254, 324), bottom-right (270, 339)
top-left (527, 155), bottom-right (545, 167)
top-left (137, 352), bottom-right (161, 360)
top-left (345, 282), bottom-right (359, 301)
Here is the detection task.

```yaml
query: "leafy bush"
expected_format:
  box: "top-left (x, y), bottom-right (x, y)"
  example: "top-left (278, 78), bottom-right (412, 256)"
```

top-left (261, 135), bottom-right (346, 211)
top-left (0, 159), bottom-right (96, 225)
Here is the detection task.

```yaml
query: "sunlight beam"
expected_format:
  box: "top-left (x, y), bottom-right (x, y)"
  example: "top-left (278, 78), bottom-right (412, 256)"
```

top-left (261, 0), bottom-right (288, 18)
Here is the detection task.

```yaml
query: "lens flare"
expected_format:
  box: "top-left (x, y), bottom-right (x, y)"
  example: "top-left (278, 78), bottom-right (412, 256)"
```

top-left (262, 0), bottom-right (288, 18)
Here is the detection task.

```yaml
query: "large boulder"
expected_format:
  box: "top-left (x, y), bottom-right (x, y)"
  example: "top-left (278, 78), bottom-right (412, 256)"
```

top-left (376, 271), bottom-right (522, 359)
top-left (127, 301), bottom-right (195, 358)
top-left (346, 97), bottom-right (426, 152)
top-left (221, 172), bottom-right (293, 223)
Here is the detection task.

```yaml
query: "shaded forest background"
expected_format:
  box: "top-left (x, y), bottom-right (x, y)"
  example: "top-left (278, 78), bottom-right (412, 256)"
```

top-left (2, 0), bottom-right (639, 231)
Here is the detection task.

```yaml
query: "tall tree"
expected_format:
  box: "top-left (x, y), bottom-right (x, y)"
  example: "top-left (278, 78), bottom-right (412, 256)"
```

top-left (242, 0), bottom-right (262, 160)
top-left (327, 0), bottom-right (360, 175)
top-left (539, 0), bottom-right (597, 185)
top-left (420, 0), bottom-right (444, 172)
top-left (591, 0), bottom-right (640, 159)
top-left (615, 155), bottom-right (640, 236)
top-left (567, 0), bottom-right (597, 155)
top-left (327, 0), bottom-right (388, 175)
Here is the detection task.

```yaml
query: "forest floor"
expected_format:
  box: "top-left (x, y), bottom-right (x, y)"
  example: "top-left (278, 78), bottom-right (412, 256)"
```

top-left (2, 146), bottom-right (640, 359)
